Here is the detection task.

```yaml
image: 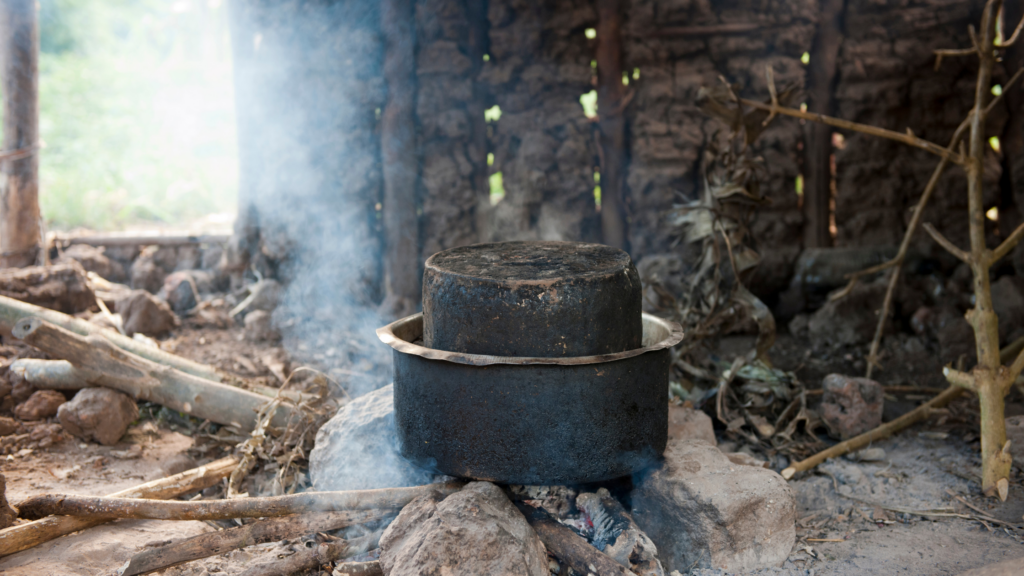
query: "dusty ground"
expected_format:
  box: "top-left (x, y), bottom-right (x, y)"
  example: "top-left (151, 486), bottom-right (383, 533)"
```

top-left (0, 320), bottom-right (1023, 574)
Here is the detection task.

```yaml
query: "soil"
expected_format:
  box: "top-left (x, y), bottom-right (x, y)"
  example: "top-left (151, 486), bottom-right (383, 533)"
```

top-left (0, 317), bottom-right (1022, 574)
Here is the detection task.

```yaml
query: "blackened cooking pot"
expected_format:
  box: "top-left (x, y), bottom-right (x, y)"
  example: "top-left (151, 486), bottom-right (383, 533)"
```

top-left (376, 312), bottom-right (684, 485)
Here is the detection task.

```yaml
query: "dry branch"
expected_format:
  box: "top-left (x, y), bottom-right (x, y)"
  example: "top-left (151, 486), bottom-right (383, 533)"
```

top-left (516, 503), bottom-right (631, 576)
top-left (238, 540), bottom-right (349, 576)
top-left (781, 386), bottom-right (964, 479)
top-left (120, 509), bottom-right (390, 576)
top-left (0, 293), bottom-right (221, 380)
top-left (0, 456), bottom-right (238, 558)
top-left (11, 317), bottom-right (289, 432)
top-left (18, 482), bottom-right (463, 521)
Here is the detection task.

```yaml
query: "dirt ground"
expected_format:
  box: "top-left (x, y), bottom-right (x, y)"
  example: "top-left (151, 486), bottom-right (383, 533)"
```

top-left (1, 322), bottom-right (1023, 575)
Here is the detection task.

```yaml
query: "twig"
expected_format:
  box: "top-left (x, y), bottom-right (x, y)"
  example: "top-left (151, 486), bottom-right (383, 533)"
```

top-left (990, 221), bottom-right (1024, 263)
top-left (0, 456), bottom-right (238, 558)
top-left (119, 509), bottom-right (389, 576)
top-left (737, 98), bottom-right (963, 163)
top-left (17, 483), bottom-right (463, 521)
top-left (923, 223), bottom-right (970, 262)
top-left (781, 386), bottom-right (963, 479)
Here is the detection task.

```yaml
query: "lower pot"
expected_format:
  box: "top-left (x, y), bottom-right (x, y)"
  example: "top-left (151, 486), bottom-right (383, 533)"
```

top-left (376, 312), bottom-right (684, 485)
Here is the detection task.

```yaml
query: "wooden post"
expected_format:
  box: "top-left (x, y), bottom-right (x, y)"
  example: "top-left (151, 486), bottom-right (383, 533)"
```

top-left (802, 0), bottom-right (845, 248)
top-left (381, 0), bottom-right (420, 310)
top-left (596, 0), bottom-right (629, 251)
top-left (468, 0), bottom-right (491, 243)
top-left (226, 0), bottom-right (260, 281)
top-left (0, 0), bottom-right (41, 267)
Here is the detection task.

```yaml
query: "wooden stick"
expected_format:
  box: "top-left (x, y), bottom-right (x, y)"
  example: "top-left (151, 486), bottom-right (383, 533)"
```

top-left (516, 503), bottom-right (630, 576)
top-left (120, 509), bottom-right (390, 576)
top-left (18, 483), bottom-right (463, 521)
top-left (11, 318), bottom-right (289, 432)
top-left (0, 293), bottom-right (222, 381)
top-left (596, 0), bottom-right (628, 250)
top-left (781, 386), bottom-right (964, 479)
top-left (0, 456), bottom-right (238, 558)
top-left (9, 359), bottom-right (87, 390)
top-left (334, 561), bottom-right (384, 576)
top-left (58, 233), bottom-right (230, 247)
top-left (238, 540), bottom-right (349, 576)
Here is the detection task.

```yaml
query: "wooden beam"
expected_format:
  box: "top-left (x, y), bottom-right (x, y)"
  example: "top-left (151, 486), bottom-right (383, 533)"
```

top-left (381, 0), bottom-right (420, 309)
top-left (802, 0), bottom-right (845, 248)
top-left (596, 0), bottom-right (629, 251)
top-left (0, 0), bottom-right (41, 267)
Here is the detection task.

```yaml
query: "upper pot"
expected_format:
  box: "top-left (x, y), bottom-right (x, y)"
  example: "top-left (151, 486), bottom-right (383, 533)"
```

top-left (422, 241), bottom-right (642, 357)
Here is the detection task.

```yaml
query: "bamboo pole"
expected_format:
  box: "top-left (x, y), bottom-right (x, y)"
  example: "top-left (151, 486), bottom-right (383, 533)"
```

top-left (0, 456), bottom-right (238, 558)
top-left (0, 0), bottom-right (41, 268)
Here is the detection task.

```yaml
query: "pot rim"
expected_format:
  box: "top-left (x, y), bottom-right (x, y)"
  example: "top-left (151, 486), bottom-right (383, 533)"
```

top-left (376, 312), bottom-right (684, 367)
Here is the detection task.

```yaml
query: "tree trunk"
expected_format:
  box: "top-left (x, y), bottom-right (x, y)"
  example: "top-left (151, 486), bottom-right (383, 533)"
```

top-left (596, 0), bottom-right (629, 251)
top-left (0, 0), bottom-right (41, 267)
top-left (802, 0), bottom-right (845, 248)
top-left (380, 0), bottom-right (420, 313)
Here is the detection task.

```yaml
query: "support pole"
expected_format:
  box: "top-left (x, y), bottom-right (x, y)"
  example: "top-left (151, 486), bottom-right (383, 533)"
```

top-left (802, 0), bottom-right (845, 248)
top-left (0, 0), bottom-right (41, 267)
top-left (380, 0), bottom-right (420, 313)
top-left (596, 0), bottom-right (629, 251)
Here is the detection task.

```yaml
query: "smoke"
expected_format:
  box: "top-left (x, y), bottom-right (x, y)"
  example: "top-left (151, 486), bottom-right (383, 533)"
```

top-left (228, 1), bottom-right (408, 398)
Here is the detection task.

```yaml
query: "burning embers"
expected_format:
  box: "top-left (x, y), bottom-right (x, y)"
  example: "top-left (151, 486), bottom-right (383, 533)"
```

top-left (376, 240), bottom-right (684, 485)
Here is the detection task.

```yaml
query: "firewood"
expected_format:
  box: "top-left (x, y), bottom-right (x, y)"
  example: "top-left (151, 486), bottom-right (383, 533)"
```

top-left (333, 560), bottom-right (384, 576)
top-left (18, 482), bottom-right (463, 521)
top-left (0, 293), bottom-right (221, 381)
top-left (119, 509), bottom-right (390, 576)
top-left (239, 540), bottom-right (349, 576)
top-left (0, 455), bottom-right (238, 558)
top-left (10, 317), bottom-right (290, 432)
top-left (516, 503), bottom-right (631, 576)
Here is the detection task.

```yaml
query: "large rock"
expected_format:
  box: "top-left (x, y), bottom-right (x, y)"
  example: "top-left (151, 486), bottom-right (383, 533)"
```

top-left (379, 482), bottom-right (549, 576)
top-left (115, 290), bottom-right (178, 337)
top-left (58, 388), bottom-right (138, 445)
top-left (0, 261), bottom-right (95, 314)
top-left (308, 384), bottom-right (433, 491)
top-left (14, 390), bottom-right (66, 421)
top-left (57, 244), bottom-right (126, 283)
top-left (808, 280), bottom-right (888, 346)
top-left (820, 374), bottom-right (884, 439)
top-left (631, 441), bottom-right (796, 573)
top-left (667, 404), bottom-right (716, 445)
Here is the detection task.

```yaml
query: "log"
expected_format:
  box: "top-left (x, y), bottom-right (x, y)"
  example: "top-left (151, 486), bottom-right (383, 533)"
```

top-left (18, 482), bottom-right (463, 521)
top-left (0, 0), bottom-right (41, 268)
top-left (0, 293), bottom-right (222, 381)
top-left (596, 0), bottom-right (629, 251)
top-left (380, 0), bottom-right (420, 309)
top-left (516, 503), bottom-right (630, 576)
top-left (120, 509), bottom-right (390, 576)
top-left (334, 560), bottom-right (384, 576)
top-left (0, 262), bottom-right (94, 314)
top-left (802, 0), bottom-right (845, 248)
top-left (0, 455), bottom-right (238, 558)
top-left (11, 317), bottom-right (289, 432)
top-left (239, 540), bottom-right (349, 576)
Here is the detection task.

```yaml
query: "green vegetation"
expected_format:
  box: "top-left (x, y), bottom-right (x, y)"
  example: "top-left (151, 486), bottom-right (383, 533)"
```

top-left (33, 0), bottom-right (237, 230)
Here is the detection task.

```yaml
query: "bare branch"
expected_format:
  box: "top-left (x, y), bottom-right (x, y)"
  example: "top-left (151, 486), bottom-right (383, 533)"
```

top-left (997, 12), bottom-right (1024, 47)
top-left (1008, 346), bottom-right (1024, 385)
top-left (942, 366), bottom-right (976, 390)
top-left (923, 222), bottom-right (971, 263)
top-left (990, 221), bottom-right (1024, 264)
top-left (737, 98), bottom-right (963, 163)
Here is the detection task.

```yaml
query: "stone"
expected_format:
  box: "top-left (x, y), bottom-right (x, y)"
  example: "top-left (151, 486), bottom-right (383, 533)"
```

top-left (29, 422), bottom-right (65, 448)
top-left (667, 404), bottom-right (716, 445)
top-left (787, 313), bottom-right (809, 338)
top-left (631, 441), bottom-right (796, 573)
top-left (0, 416), bottom-right (20, 436)
top-left (14, 390), bottom-right (66, 421)
top-left (11, 379), bottom-right (34, 404)
top-left (820, 374), bottom-right (884, 439)
top-left (244, 310), bottom-right (279, 342)
top-left (57, 244), bottom-right (126, 283)
top-left (933, 306), bottom-right (976, 365)
top-left (1006, 416), bottom-right (1024, 465)
top-left (115, 289), bottom-right (179, 337)
top-left (726, 452), bottom-right (770, 468)
top-left (160, 271), bottom-right (199, 313)
top-left (0, 261), bottom-right (96, 314)
top-left (379, 481), bottom-right (549, 576)
top-left (308, 384), bottom-right (433, 491)
top-left (130, 249), bottom-right (167, 294)
top-left (0, 472), bottom-right (16, 529)
top-left (808, 281), bottom-right (888, 346)
top-left (58, 388), bottom-right (138, 446)
top-left (991, 276), bottom-right (1024, 341)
